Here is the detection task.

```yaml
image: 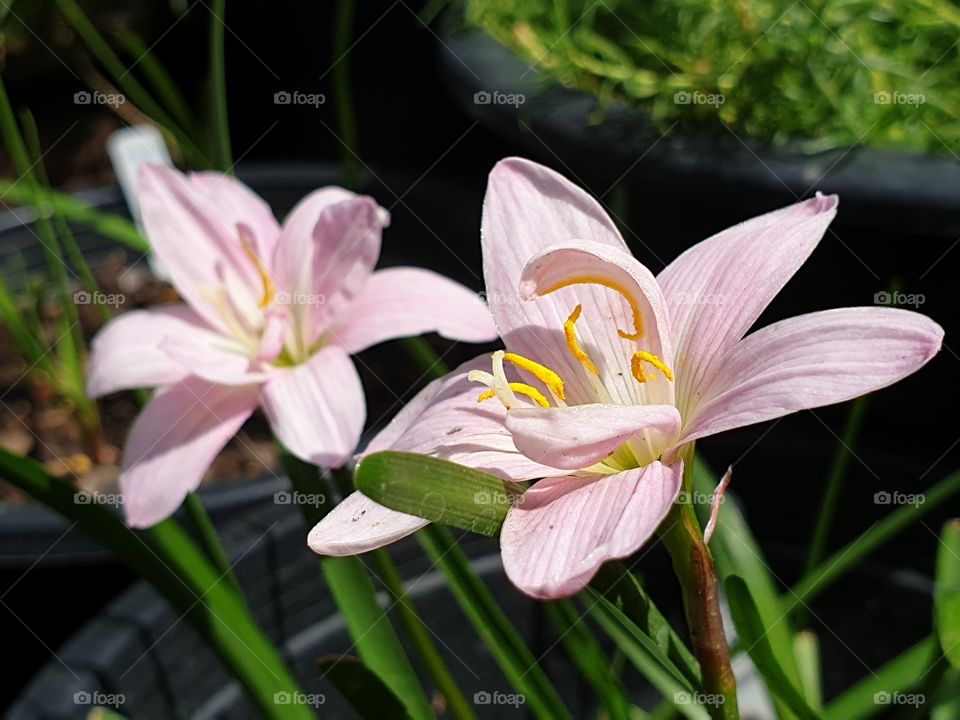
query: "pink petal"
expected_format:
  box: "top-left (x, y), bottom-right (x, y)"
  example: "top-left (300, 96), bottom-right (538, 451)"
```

top-left (87, 305), bottom-right (209, 397)
top-left (272, 192), bottom-right (387, 346)
top-left (308, 356), bottom-right (565, 558)
top-left (138, 165), bottom-right (273, 333)
top-left (500, 461), bottom-right (683, 599)
top-left (159, 334), bottom-right (267, 386)
top-left (657, 194), bottom-right (838, 418)
top-left (520, 240), bottom-right (675, 407)
top-left (331, 267), bottom-right (498, 353)
top-left (481, 158), bottom-right (632, 405)
top-left (680, 307), bottom-right (943, 443)
top-left (260, 345), bottom-right (365, 468)
top-left (364, 356), bottom-right (564, 481)
top-left (121, 378), bottom-right (259, 528)
top-left (187, 171), bottom-right (282, 260)
top-left (307, 490), bottom-right (428, 556)
top-left (505, 403), bottom-right (682, 470)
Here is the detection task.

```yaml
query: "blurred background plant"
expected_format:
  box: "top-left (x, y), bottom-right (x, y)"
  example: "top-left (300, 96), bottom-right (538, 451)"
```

top-left (464, 0), bottom-right (960, 153)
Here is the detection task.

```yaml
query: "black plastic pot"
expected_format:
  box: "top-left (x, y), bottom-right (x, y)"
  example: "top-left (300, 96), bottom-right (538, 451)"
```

top-left (7, 495), bottom-right (935, 719)
top-left (438, 29), bottom-right (960, 240)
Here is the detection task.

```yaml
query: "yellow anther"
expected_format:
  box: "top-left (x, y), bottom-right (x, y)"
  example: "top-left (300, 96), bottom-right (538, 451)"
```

top-left (540, 275), bottom-right (644, 340)
top-left (507, 382), bottom-right (550, 408)
top-left (477, 383), bottom-right (549, 408)
top-left (502, 352), bottom-right (565, 401)
top-left (238, 229), bottom-right (276, 308)
top-left (631, 351), bottom-right (674, 384)
top-left (563, 305), bottom-right (599, 376)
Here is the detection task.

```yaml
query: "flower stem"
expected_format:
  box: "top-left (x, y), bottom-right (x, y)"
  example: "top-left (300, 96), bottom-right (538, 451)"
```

top-left (660, 450), bottom-right (738, 719)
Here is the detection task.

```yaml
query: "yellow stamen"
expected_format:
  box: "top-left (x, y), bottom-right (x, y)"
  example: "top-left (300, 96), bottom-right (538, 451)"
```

top-left (502, 352), bottom-right (565, 401)
top-left (238, 230), bottom-right (276, 308)
top-left (477, 383), bottom-right (548, 408)
top-left (506, 382), bottom-right (550, 408)
top-left (563, 305), bottom-right (599, 375)
top-left (631, 350), bottom-right (674, 384)
top-left (540, 275), bottom-right (644, 340)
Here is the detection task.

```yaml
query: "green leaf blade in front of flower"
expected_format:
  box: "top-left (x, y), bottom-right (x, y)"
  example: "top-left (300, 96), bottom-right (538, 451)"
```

top-left (355, 451), bottom-right (524, 537)
top-left (936, 520), bottom-right (960, 670)
top-left (725, 576), bottom-right (821, 720)
top-left (586, 590), bottom-right (711, 720)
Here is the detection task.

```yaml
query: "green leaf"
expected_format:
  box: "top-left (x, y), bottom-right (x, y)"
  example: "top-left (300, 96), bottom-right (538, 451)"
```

top-left (547, 599), bottom-right (632, 720)
top-left (592, 562), bottom-right (700, 688)
top-left (356, 451), bottom-right (524, 536)
top-left (587, 590), bottom-right (710, 720)
top-left (55, 0), bottom-right (211, 167)
top-left (208, 0), bottom-right (232, 171)
top-left (931, 667), bottom-right (960, 720)
top-left (793, 631), bottom-right (822, 710)
top-left (0, 181), bottom-right (148, 251)
top-left (417, 525), bottom-right (572, 720)
top-left (822, 636), bottom-right (936, 720)
top-left (791, 469), bottom-right (960, 608)
top-left (725, 576), bottom-right (821, 720)
top-left (279, 452), bottom-right (434, 720)
top-left (692, 455), bottom-right (805, 717)
top-left (318, 655), bottom-right (412, 720)
top-left (936, 520), bottom-right (960, 670)
top-left (321, 556), bottom-right (435, 720)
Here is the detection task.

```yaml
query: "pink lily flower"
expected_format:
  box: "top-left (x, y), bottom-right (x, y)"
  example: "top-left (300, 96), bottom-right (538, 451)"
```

top-left (87, 166), bottom-right (497, 528)
top-left (308, 157), bottom-right (943, 599)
